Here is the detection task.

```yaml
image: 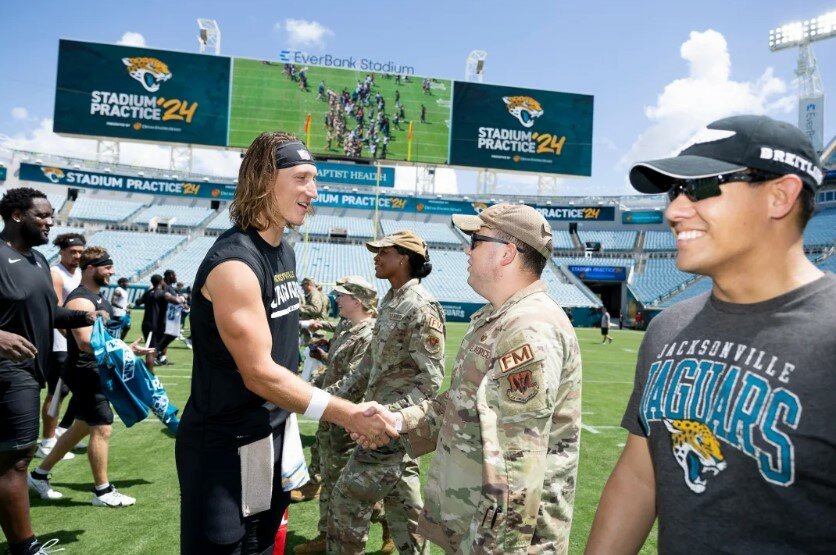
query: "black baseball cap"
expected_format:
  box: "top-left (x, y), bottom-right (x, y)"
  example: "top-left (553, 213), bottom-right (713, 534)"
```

top-left (630, 115), bottom-right (824, 194)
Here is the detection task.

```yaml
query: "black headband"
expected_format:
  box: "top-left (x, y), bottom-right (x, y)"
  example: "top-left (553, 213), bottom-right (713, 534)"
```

top-left (64, 237), bottom-right (84, 247)
top-left (275, 141), bottom-right (316, 169)
top-left (81, 255), bottom-right (113, 269)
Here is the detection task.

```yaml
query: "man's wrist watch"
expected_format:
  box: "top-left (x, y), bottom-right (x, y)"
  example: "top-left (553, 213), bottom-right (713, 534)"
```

top-left (393, 413), bottom-right (403, 433)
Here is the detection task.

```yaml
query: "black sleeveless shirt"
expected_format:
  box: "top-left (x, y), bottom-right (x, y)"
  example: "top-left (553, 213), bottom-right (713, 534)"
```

top-left (178, 227), bottom-right (301, 451)
top-left (65, 285), bottom-right (114, 373)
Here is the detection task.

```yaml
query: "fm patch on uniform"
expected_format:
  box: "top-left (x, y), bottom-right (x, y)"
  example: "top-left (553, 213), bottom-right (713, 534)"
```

top-left (506, 370), bottom-right (538, 403)
top-left (498, 343), bottom-right (534, 373)
top-left (427, 316), bottom-right (444, 333)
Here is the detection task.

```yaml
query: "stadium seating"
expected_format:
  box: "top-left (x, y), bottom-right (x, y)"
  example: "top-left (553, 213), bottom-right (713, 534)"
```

top-left (69, 197), bottom-right (145, 223)
top-left (46, 192), bottom-right (67, 214)
top-left (552, 231), bottom-right (575, 250)
top-left (818, 255), bottom-right (836, 274)
top-left (553, 256), bottom-right (635, 269)
top-left (631, 258), bottom-right (696, 303)
top-left (299, 214), bottom-right (378, 239)
top-left (86, 230), bottom-right (186, 277)
top-left (540, 266), bottom-right (601, 307)
top-left (206, 208), bottom-right (232, 231)
top-left (133, 204), bottom-right (215, 228)
top-left (380, 219), bottom-right (462, 245)
top-left (657, 277), bottom-right (713, 308)
top-left (643, 231), bottom-right (676, 251)
top-left (577, 230), bottom-right (637, 250)
top-left (145, 236), bottom-right (217, 287)
top-left (803, 209), bottom-right (836, 247)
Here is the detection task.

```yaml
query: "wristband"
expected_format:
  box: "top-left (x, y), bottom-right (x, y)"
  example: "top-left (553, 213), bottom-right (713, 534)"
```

top-left (303, 388), bottom-right (331, 421)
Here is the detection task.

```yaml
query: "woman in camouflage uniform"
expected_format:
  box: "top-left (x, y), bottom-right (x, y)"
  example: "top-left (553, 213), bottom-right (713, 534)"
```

top-left (326, 231), bottom-right (446, 555)
top-left (294, 276), bottom-right (394, 554)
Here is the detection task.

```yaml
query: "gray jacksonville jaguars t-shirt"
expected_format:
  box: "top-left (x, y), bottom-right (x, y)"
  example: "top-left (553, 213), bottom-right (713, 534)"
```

top-left (622, 273), bottom-right (836, 554)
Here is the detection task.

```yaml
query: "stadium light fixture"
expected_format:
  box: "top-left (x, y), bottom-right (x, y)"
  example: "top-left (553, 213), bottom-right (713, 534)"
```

top-left (197, 19), bottom-right (221, 55)
top-left (769, 11), bottom-right (836, 51)
top-left (35, 159), bottom-right (43, 164)
top-left (103, 168), bottom-right (111, 173)
top-left (202, 177), bottom-right (210, 182)
top-left (138, 171), bottom-right (145, 176)
top-left (769, 10), bottom-right (835, 152)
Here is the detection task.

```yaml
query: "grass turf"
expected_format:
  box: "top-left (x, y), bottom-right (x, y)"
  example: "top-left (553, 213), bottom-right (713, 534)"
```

top-left (228, 59), bottom-right (452, 164)
top-left (6, 317), bottom-right (657, 554)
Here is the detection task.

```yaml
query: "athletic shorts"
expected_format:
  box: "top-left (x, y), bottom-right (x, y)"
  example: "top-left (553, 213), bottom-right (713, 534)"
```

top-left (601, 327), bottom-right (609, 336)
top-left (176, 429), bottom-right (290, 555)
top-left (46, 351), bottom-right (70, 397)
top-left (62, 366), bottom-right (113, 427)
top-left (0, 371), bottom-right (40, 452)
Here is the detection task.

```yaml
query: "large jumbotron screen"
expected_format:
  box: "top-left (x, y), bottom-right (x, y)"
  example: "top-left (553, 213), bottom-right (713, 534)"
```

top-left (228, 59), bottom-right (452, 164)
top-left (53, 39), bottom-right (593, 176)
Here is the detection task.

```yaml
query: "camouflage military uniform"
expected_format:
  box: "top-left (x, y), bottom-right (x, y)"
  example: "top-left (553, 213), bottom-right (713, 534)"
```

top-left (301, 287), bottom-right (331, 322)
top-left (326, 279), bottom-right (446, 555)
top-left (299, 286), bottom-right (332, 486)
top-left (315, 317), bottom-right (375, 536)
top-left (399, 280), bottom-right (582, 554)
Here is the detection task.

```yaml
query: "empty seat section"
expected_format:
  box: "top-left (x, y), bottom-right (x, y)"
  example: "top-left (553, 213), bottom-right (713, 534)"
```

top-left (69, 197), bottom-right (145, 223)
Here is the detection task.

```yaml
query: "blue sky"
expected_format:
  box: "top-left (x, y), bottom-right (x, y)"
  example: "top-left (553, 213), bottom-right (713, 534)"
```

top-left (2, 0), bottom-right (834, 197)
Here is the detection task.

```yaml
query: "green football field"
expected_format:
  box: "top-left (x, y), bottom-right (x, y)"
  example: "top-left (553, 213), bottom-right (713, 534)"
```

top-left (6, 319), bottom-right (657, 554)
top-left (228, 59), bottom-right (452, 164)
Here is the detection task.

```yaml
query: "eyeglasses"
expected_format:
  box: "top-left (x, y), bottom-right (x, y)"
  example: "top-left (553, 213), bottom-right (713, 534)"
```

top-left (470, 233), bottom-right (510, 250)
top-left (667, 170), bottom-right (782, 203)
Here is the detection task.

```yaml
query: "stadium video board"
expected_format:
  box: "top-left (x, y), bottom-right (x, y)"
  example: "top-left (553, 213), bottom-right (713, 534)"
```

top-left (448, 82), bottom-right (593, 176)
top-left (54, 39), bottom-right (231, 146)
top-left (228, 58), bottom-right (452, 164)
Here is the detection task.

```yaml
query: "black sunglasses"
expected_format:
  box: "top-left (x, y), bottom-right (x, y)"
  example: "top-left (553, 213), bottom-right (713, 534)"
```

top-left (667, 170), bottom-right (782, 203)
top-left (470, 233), bottom-right (510, 249)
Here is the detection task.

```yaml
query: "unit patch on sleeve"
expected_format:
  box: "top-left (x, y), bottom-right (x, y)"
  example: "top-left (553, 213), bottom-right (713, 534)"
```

top-left (506, 369), bottom-right (538, 403)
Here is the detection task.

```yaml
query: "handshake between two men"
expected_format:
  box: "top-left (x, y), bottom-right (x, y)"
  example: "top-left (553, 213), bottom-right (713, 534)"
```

top-left (343, 402), bottom-right (402, 450)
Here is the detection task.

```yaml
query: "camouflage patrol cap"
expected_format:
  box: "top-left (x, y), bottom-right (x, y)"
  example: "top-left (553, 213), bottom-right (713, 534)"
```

top-left (452, 203), bottom-right (553, 258)
top-left (366, 230), bottom-right (428, 259)
top-left (332, 275), bottom-right (377, 303)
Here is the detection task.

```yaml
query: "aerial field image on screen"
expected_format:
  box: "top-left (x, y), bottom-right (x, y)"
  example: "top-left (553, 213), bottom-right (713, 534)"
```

top-left (229, 58), bottom-right (452, 164)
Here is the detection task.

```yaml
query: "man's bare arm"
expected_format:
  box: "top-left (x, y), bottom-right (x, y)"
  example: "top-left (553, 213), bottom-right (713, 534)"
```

top-left (204, 261), bottom-right (396, 440)
top-left (585, 433), bottom-right (657, 555)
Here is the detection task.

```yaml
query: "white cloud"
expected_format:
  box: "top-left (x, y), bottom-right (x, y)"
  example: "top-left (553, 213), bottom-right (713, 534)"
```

top-left (281, 19), bottom-right (334, 50)
top-left (1, 118), bottom-right (240, 178)
top-left (117, 32), bottom-right (146, 47)
top-left (11, 107), bottom-right (28, 120)
top-left (620, 29), bottom-right (793, 170)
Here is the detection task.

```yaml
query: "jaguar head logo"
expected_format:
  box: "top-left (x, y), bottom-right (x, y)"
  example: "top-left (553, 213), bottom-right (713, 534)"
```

top-left (502, 96), bottom-right (543, 128)
top-left (41, 167), bottom-right (65, 183)
top-left (122, 57), bottom-right (172, 93)
top-left (665, 418), bottom-right (726, 494)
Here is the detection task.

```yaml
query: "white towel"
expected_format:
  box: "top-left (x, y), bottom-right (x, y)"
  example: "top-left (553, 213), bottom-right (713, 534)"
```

top-left (281, 413), bottom-right (310, 492)
top-left (301, 355), bottom-right (325, 382)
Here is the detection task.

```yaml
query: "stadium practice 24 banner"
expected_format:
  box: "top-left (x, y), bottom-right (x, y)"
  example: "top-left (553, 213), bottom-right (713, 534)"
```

top-left (19, 163), bottom-right (237, 201)
top-left (448, 82), bottom-right (593, 176)
top-left (314, 190), bottom-right (478, 215)
top-left (54, 40), bottom-right (231, 146)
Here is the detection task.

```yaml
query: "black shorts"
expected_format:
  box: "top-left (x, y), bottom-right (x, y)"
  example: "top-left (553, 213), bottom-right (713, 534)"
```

top-left (0, 371), bottom-right (40, 452)
top-left (601, 327), bottom-right (609, 336)
top-left (46, 351), bottom-right (70, 397)
top-left (176, 429), bottom-right (289, 555)
top-left (63, 366), bottom-right (113, 427)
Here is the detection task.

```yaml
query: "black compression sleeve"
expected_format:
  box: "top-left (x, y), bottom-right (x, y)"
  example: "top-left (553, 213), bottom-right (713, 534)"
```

top-left (54, 306), bottom-right (91, 328)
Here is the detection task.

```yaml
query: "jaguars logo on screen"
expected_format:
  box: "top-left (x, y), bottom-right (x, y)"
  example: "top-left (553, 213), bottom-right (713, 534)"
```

top-left (502, 96), bottom-right (543, 128)
top-left (87, 54), bottom-right (199, 128)
top-left (122, 57), bottom-right (172, 93)
top-left (41, 167), bottom-right (66, 184)
top-left (476, 93), bottom-right (567, 162)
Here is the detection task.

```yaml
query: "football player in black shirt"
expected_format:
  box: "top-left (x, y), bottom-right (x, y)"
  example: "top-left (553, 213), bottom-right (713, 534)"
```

top-left (0, 188), bottom-right (103, 555)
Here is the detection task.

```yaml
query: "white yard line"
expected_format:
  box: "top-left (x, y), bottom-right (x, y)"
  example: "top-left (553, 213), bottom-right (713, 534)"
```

top-left (584, 380), bottom-right (634, 384)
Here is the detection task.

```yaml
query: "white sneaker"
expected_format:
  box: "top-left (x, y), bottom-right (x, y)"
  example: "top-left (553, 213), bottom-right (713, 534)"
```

top-left (36, 440), bottom-right (75, 460)
top-left (28, 474), bottom-right (64, 500)
top-left (54, 427), bottom-right (68, 438)
top-left (35, 538), bottom-right (65, 554)
top-left (92, 486), bottom-right (136, 507)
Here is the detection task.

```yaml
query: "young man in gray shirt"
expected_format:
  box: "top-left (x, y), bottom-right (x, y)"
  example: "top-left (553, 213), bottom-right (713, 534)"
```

top-left (586, 115), bottom-right (835, 554)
